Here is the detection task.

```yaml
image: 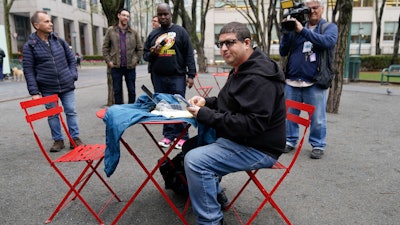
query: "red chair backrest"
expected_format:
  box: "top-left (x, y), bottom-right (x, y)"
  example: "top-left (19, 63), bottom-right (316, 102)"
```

top-left (20, 94), bottom-right (68, 163)
top-left (20, 94), bottom-right (62, 123)
top-left (285, 99), bottom-right (315, 169)
top-left (285, 99), bottom-right (315, 127)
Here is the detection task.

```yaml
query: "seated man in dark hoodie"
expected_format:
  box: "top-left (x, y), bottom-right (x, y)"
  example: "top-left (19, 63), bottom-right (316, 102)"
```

top-left (183, 22), bottom-right (286, 225)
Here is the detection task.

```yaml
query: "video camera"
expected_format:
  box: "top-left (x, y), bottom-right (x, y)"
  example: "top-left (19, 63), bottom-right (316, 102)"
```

top-left (281, 0), bottom-right (311, 33)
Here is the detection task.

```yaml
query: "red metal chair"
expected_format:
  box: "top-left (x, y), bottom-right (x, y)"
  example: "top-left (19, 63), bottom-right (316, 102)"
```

top-left (193, 73), bottom-right (213, 97)
top-left (226, 99), bottom-right (315, 225)
top-left (20, 94), bottom-right (121, 225)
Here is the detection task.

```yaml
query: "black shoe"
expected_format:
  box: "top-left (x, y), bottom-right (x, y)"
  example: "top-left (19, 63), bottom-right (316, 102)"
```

top-left (50, 140), bottom-right (65, 152)
top-left (217, 191), bottom-right (229, 211)
top-left (310, 149), bottom-right (324, 159)
top-left (282, 144), bottom-right (295, 153)
top-left (219, 218), bottom-right (227, 225)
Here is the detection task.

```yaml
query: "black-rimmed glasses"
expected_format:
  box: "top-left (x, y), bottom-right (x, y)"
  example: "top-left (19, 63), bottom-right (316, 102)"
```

top-left (216, 39), bottom-right (238, 48)
top-left (310, 6), bottom-right (321, 10)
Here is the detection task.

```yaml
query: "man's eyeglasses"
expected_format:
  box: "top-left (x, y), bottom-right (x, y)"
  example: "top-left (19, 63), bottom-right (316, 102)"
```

top-left (310, 6), bottom-right (321, 10)
top-left (216, 39), bottom-right (238, 48)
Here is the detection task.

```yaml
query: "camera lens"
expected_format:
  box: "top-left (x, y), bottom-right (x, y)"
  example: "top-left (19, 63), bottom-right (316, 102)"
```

top-left (282, 20), bottom-right (296, 33)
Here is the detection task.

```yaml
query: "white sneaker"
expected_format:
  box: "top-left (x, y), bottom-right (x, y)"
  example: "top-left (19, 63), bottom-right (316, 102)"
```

top-left (175, 139), bottom-right (186, 150)
top-left (158, 138), bottom-right (172, 148)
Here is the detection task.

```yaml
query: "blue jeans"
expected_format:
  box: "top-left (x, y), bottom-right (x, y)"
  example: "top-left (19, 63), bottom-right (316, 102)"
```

top-left (111, 67), bottom-right (136, 104)
top-left (285, 84), bottom-right (327, 150)
top-left (43, 91), bottom-right (80, 141)
top-left (184, 138), bottom-right (277, 225)
top-left (152, 74), bottom-right (189, 140)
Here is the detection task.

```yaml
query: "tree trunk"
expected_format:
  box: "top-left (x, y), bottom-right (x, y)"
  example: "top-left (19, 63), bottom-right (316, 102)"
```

top-left (100, 0), bottom-right (124, 106)
top-left (171, 0), bottom-right (210, 73)
top-left (266, 0), bottom-right (278, 55)
top-left (235, 0), bottom-right (268, 53)
top-left (3, 0), bottom-right (15, 60)
top-left (375, 0), bottom-right (387, 55)
top-left (327, 0), bottom-right (353, 113)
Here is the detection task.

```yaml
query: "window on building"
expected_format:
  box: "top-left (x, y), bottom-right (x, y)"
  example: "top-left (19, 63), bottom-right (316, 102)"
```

top-left (386, 0), bottom-right (400, 7)
top-left (63, 19), bottom-right (73, 46)
top-left (14, 15), bottom-right (30, 52)
top-left (326, 0), bottom-right (336, 8)
top-left (62, 0), bottom-right (72, 5)
top-left (214, 0), bottom-right (225, 8)
top-left (216, 0), bottom-right (247, 8)
top-left (78, 0), bottom-right (87, 10)
top-left (270, 27), bottom-right (280, 44)
top-left (235, 0), bottom-right (246, 6)
top-left (214, 24), bottom-right (225, 44)
top-left (362, 0), bottom-right (373, 6)
top-left (350, 23), bottom-right (372, 44)
top-left (353, 0), bottom-right (373, 7)
top-left (383, 21), bottom-right (398, 41)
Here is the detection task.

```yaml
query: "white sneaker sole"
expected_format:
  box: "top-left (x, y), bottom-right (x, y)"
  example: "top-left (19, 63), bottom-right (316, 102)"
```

top-left (158, 142), bottom-right (171, 148)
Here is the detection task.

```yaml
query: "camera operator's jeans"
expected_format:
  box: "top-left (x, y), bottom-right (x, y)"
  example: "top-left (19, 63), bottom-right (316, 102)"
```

top-left (184, 138), bottom-right (277, 225)
top-left (43, 91), bottom-right (80, 141)
top-left (285, 84), bottom-right (327, 150)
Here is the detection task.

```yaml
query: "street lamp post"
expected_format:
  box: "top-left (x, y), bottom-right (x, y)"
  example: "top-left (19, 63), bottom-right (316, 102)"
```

top-left (71, 31), bottom-right (77, 53)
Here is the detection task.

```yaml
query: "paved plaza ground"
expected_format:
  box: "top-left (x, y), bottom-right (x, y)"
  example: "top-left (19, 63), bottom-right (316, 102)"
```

top-left (0, 65), bottom-right (399, 224)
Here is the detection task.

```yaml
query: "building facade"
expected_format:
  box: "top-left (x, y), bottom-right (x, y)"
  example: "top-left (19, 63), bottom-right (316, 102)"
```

top-left (204, 0), bottom-right (400, 64)
top-left (0, 0), bottom-right (108, 56)
top-left (1, 0), bottom-right (399, 64)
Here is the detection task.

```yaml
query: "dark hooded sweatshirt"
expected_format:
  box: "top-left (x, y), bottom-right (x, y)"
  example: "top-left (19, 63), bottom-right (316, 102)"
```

top-left (196, 47), bottom-right (286, 159)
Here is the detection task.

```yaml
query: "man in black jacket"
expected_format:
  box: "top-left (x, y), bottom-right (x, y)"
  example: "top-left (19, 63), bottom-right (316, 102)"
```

top-left (184, 22), bottom-right (286, 225)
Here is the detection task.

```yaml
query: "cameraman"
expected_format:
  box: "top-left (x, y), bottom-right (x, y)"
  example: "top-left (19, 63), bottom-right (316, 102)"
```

top-left (279, 0), bottom-right (337, 159)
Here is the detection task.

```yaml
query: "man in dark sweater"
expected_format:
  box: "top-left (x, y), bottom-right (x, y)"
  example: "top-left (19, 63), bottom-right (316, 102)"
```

top-left (184, 22), bottom-right (286, 225)
top-left (143, 3), bottom-right (196, 150)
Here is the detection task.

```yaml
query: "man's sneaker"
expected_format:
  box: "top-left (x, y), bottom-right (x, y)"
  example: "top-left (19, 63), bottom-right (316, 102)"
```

top-left (70, 137), bottom-right (84, 149)
top-left (217, 190), bottom-right (229, 211)
top-left (50, 140), bottom-right (65, 152)
top-left (310, 149), bottom-right (324, 159)
top-left (175, 139), bottom-right (186, 150)
top-left (282, 144), bottom-right (295, 153)
top-left (158, 138), bottom-right (172, 148)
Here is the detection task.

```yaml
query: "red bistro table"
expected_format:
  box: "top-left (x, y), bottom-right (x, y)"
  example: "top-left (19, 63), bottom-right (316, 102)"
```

top-left (96, 108), bottom-right (191, 225)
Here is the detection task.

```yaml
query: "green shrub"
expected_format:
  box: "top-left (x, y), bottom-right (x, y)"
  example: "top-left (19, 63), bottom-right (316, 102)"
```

top-left (360, 55), bottom-right (400, 71)
top-left (271, 54), bottom-right (400, 71)
top-left (82, 55), bottom-right (104, 61)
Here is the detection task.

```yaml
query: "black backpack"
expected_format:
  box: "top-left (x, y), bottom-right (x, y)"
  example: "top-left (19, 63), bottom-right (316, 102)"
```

top-left (159, 152), bottom-right (188, 196)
